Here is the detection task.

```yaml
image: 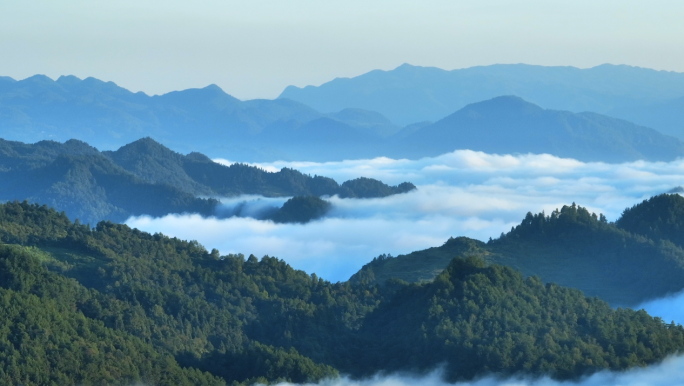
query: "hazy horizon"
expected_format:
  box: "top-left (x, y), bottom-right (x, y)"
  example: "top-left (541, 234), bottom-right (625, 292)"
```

top-left (3, 0), bottom-right (684, 99)
top-left (6, 61), bottom-right (683, 101)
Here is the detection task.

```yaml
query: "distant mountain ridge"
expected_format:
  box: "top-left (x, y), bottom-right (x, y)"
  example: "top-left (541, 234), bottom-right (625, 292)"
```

top-left (3, 71), bottom-right (684, 163)
top-left (0, 74), bottom-right (397, 158)
top-left (608, 96), bottom-right (684, 140)
top-left (0, 137), bottom-right (416, 224)
top-left (393, 96), bottom-right (684, 162)
top-left (280, 63), bottom-right (684, 133)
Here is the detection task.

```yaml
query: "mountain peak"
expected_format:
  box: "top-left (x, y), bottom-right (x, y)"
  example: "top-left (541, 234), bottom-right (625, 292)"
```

top-left (460, 95), bottom-right (544, 115)
top-left (395, 63), bottom-right (418, 70)
top-left (56, 75), bottom-right (82, 85)
top-left (22, 74), bottom-right (55, 84)
top-left (113, 137), bottom-right (173, 158)
top-left (63, 139), bottom-right (98, 151)
top-left (203, 84), bottom-right (225, 93)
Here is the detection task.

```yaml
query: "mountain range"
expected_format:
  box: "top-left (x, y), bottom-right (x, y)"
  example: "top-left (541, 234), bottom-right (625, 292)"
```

top-left (0, 137), bottom-right (415, 224)
top-left (0, 74), bottom-right (395, 160)
top-left (281, 63), bottom-right (684, 138)
top-left (3, 67), bottom-right (684, 163)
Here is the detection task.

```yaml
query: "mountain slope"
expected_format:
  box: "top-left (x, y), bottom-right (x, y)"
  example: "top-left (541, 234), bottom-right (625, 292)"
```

top-left (353, 257), bottom-right (684, 381)
top-left (326, 108), bottom-right (401, 137)
top-left (616, 194), bottom-right (684, 248)
top-left (351, 201), bottom-right (684, 306)
top-left (0, 244), bottom-right (224, 386)
top-left (280, 63), bottom-right (684, 127)
top-left (105, 138), bottom-right (415, 198)
top-left (0, 139), bottom-right (218, 223)
top-left (393, 96), bottom-right (684, 162)
top-left (1, 201), bottom-right (683, 384)
top-left (608, 96), bottom-right (684, 140)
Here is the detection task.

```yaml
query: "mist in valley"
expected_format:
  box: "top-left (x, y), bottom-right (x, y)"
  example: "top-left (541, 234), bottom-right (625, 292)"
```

top-left (128, 150), bottom-right (684, 281)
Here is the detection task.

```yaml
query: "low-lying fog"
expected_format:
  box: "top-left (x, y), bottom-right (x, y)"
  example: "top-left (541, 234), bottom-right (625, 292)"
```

top-left (126, 149), bottom-right (684, 384)
top-left (267, 354), bottom-right (684, 386)
top-left (127, 150), bottom-right (684, 282)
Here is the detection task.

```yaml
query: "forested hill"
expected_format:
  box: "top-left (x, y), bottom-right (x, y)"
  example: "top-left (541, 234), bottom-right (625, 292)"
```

top-left (0, 137), bottom-right (415, 224)
top-left (1, 201), bottom-right (684, 385)
top-left (351, 196), bottom-right (684, 306)
top-left (105, 138), bottom-right (415, 198)
top-left (616, 194), bottom-right (684, 249)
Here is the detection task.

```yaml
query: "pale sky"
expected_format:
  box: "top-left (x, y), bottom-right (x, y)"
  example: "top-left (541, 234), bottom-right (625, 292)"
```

top-left (2, 0), bottom-right (684, 100)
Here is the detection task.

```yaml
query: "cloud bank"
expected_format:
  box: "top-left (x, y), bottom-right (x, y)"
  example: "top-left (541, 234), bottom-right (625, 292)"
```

top-left (127, 150), bottom-right (684, 282)
top-left (266, 354), bottom-right (684, 386)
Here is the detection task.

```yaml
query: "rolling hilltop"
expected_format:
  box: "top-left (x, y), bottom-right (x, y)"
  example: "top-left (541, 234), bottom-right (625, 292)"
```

top-left (0, 201), bottom-right (682, 385)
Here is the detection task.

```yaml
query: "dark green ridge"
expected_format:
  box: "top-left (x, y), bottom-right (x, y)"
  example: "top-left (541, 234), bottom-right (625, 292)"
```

top-left (0, 137), bottom-right (415, 224)
top-left (351, 199), bottom-right (684, 306)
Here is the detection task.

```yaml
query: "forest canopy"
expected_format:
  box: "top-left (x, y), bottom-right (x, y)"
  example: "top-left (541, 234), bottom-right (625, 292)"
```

top-left (0, 200), bottom-right (683, 385)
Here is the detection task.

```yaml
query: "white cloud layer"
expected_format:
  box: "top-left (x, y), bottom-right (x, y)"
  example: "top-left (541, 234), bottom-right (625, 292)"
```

top-left (127, 150), bottom-right (684, 384)
top-left (127, 150), bottom-right (684, 282)
top-left (267, 354), bottom-right (684, 386)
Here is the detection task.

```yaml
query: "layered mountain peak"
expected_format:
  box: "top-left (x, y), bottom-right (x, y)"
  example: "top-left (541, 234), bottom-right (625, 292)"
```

top-left (23, 74), bottom-right (54, 84)
top-left (456, 95), bottom-right (545, 117)
top-left (111, 137), bottom-right (174, 159)
top-left (55, 74), bottom-right (82, 86)
top-left (202, 83), bottom-right (224, 92)
top-left (394, 95), bottom-right (684, 163)
top-left (279, 63), bottom-right (684, 126)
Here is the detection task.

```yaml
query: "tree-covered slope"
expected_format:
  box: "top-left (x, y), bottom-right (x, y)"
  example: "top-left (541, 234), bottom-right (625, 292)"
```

top-left (0, 137), bottom-right (416, 224)
top-left (352, 202), bottom-right (684, 306)
top-left (270, 196), bottom-right (332, 224)
top-left (0, 201), bottom-right (355, 385)
top-left (354, 257), bottom-right (684, 381)
top-left (0, 244), bottom-right (224, 386)
top-left (0, 139), bottom-right (218, 224)
top-left (103, 138), bottom-right (416, 199)
top-left (616, 194), bottom-right (684, 249)
top-left (1, 201), bottom-right (684, 384)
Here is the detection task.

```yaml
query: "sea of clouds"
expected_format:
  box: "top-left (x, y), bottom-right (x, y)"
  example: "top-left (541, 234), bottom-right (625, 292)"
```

top-left (127, 150), bottom-right (684, 283)
top-left (125, 149), bottom-right (684, 385)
